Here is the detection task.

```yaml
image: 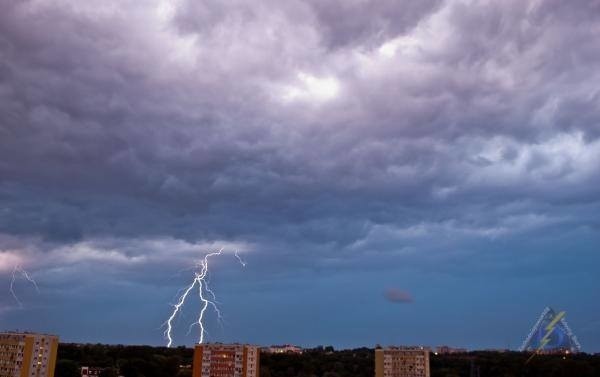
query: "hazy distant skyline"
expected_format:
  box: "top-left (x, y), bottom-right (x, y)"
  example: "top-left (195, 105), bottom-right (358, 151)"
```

top-left (1, 0), bottom-right (599, 351)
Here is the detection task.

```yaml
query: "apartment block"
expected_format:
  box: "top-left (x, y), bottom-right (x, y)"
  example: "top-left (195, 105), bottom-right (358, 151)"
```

top-left (192, 343), bottom-right (259, 377)
top-left (0, 332), bottom-right (59, 377)
top-left (375, 346), bottom-right (430, 377)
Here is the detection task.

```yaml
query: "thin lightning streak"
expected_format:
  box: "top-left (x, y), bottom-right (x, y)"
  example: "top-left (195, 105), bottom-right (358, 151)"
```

top-left (185, 277), bottom-right (225, 339)
top-left (9, 269), bottom-right (21, 307)
top-left (164, 248), bottom-right (245, 347)
top-left (9, 266), bottom-right (40, 308)
top-left (196, 279), bottom-right (211, 344)
top-left (234, 250), bottom-right (246, 267)
top-left (163, 277), bottom-right (198, 347)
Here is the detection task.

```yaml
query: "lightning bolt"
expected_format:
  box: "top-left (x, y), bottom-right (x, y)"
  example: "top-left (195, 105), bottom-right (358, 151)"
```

top-left (163, 248), bottom-right (246, 347)
top-left (234, 250), bottom-right (246, 267)
top-left (526, 311), bottom-right (565, 363)
top-left (9, 265), bottom-right (40, 308)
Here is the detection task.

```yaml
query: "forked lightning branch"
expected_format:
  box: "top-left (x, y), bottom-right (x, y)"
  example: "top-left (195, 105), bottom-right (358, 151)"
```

top-left (9, 265), bottom-right (39, 308)
top-left (163, 248), bottom-right (245, 347)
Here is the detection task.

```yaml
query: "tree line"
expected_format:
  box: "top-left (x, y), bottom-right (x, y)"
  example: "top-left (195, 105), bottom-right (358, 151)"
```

top-left (55, 343), bottom-right (600, 377)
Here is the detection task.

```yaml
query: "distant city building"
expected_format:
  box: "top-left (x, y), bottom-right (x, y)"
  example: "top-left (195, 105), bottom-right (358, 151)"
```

top-left (375, 346), bottom-right (430, 377)
top-left (192, 343), bottom-right (259, 377)
top-left (262, 345), bottom-right (303, 354)
top-left (520, 307), bottom-right (582, 354)
top-left (435, 346), bottom-right (467, 355)
top-left (0, 332), bottom-right (59, 377)
top-left (81, 366), bottom-right (104, 377)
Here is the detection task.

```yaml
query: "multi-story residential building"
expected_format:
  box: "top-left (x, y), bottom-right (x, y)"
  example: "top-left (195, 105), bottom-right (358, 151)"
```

top-left (375, 346), bottom-right (430, 377)
top-left (0, 332), bottom-right (59, 377)
top-left (192, 343), bottom-right (259, 377)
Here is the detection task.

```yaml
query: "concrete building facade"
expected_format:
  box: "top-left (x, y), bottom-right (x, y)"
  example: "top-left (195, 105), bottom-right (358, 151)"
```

top-left (375, 347), bottom-right (430, 377)
top-left (0, 332), bottom-right (59, 377)
top-left (192, 344), bottom-right (259, 377)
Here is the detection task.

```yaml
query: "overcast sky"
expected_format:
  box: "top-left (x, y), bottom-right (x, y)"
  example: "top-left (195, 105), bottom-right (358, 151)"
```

top-left (1, 0), bottom-right (599, 351)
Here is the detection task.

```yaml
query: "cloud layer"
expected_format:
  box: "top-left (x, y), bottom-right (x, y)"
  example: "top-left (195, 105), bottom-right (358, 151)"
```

top-left (1, 0), bottom-right (599, 350)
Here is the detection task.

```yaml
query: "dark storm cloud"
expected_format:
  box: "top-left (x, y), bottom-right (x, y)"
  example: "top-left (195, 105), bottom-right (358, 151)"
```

top-left (1, 0), bottom-right (600, 351)
top-left (0, 0), bottom-right (599, 277)
top-left (303, 0), bottom-right (444, 48)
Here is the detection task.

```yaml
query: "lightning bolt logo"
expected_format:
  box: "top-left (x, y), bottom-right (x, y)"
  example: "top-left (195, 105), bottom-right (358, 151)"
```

top-left (163, 248), bottom-right (245, 347)
top-left (526, 311), bottom-right (565, 363)
top-left (9, 265), bottom-right (40, 308)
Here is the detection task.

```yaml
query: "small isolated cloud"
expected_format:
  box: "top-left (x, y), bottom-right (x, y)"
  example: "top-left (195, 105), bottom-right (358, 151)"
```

top-left (384, 288), bottom-right (414, 303)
